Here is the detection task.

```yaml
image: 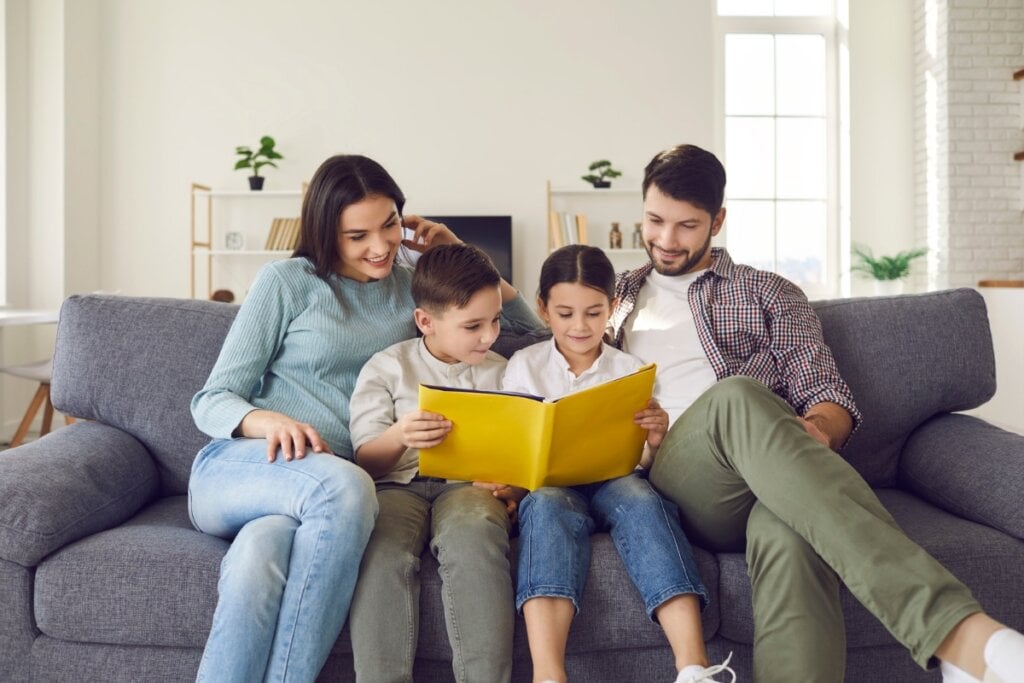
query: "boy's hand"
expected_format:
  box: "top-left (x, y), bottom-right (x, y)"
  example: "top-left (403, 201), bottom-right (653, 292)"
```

top-left (473, 482), bottom-right (528, 523)
top-left (394, 410), bottom-right (451, 449)
top-left (634, 399), bottom-right (670, 450)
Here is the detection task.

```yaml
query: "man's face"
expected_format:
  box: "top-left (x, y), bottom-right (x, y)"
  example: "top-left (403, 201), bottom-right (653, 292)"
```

top-left (641, 184), bottom-right (724, 276)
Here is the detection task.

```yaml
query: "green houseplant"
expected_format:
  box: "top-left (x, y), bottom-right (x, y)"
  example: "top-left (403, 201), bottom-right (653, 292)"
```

top-left (851, 244), bottom-right (927, 295)
top-left (234, 135), bottom-right (283, 191)
top-left (581, 159), bottom-right (622, 188)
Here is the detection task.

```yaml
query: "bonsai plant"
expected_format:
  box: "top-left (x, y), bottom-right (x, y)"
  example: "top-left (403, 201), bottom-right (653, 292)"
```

top-left (851, 244), bottom-right (927, 294)
top-left (234, 135), bottom-right (283, 191)
top-left (581, 159), bottom-right (622, 188)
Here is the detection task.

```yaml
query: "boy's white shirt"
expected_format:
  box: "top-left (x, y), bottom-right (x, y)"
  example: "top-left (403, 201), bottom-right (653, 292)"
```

top-left (349, 337), bottom-right (507, 485)
top-left (501, 337), bottom-right (645, 399)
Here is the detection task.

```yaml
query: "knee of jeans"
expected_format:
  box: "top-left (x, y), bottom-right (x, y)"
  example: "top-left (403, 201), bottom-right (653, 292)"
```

top-left (521, 488), bottom-right (578, 520)
top-left (220, 515), bottom-right (297, 597)
top-left (313, 462), bottom-right (379, 527)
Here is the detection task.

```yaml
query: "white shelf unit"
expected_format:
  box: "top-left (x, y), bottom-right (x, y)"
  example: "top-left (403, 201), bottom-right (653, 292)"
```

top-left (545, 181), bottom-right (648, 268)
top-left (190, 183), bottom-right (304, 299)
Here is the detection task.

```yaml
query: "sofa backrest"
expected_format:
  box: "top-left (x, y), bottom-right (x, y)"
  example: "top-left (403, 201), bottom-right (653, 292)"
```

top-left (812, 288), bottom-right (995, 486)
top-left (49, 289), bottom-right (996, 495)
top-left (51, 295), bottom-right (238, 496)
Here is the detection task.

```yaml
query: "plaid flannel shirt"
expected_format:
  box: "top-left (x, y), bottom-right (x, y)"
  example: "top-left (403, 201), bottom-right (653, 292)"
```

top-left (609, 247), bottom-right (861, 431)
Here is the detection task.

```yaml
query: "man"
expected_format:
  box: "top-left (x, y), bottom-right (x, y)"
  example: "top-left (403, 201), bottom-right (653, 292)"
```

top-left (608, 144), bottom-right (1023, 683)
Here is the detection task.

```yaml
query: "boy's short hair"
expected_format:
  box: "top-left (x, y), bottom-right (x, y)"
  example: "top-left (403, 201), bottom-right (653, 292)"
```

top-left (642, 144), bottom-right (727, 216)
top-left (412, 243), bottom-right (501, 313)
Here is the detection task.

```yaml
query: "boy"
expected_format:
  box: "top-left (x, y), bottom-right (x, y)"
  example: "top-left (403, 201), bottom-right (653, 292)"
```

top-left (347, 243), bottom-right (534, 683)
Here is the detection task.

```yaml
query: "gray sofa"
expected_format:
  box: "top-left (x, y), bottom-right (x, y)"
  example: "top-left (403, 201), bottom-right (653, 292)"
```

top-left (1, 288), bottom-right (1022, 682)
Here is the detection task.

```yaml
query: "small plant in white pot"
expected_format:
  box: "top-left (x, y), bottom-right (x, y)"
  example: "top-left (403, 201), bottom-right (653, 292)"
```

top-left (234, 135), bottom-right (283, 191)
top-left (851, 244), bottom-right (927, 295)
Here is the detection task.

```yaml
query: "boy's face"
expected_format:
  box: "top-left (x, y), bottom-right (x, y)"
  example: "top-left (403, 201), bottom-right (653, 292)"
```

top-left (641, 183), bottom-right (724, 276)
top-left (416, 286), bottom-right (503, 365)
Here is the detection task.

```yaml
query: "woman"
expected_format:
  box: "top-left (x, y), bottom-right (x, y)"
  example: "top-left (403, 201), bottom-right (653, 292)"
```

top-left (188, 154), bottom-right (537, 682)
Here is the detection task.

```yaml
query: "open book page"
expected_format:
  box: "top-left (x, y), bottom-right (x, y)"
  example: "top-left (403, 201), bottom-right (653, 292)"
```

top-left (417, 364), bottom-right (656, 489)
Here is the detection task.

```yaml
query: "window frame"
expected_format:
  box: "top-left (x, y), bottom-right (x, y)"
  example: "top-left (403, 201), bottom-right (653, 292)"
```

top-left (714, 10), bottom-right (846, 300)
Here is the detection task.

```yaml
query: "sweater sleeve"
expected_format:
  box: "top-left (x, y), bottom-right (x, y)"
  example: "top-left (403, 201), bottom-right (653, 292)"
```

top-left (499, 293), bottom-right (543, 334)
top-left (191, 265), bottom-right (296, 439)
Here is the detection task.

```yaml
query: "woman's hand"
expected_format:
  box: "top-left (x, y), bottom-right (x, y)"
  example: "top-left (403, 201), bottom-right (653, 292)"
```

top-left (402, 215), bottom-right (462, 253)
top-left (238, 409), bottom-right (332, 463)
top-left (634, 399), bottom-right (670, 450)
top-left (473, 482), bottom-right (528, 523)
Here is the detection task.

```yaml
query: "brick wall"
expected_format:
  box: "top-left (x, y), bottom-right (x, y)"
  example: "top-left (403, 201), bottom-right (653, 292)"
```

top-left (915, 0), bottom-right (1024, 289)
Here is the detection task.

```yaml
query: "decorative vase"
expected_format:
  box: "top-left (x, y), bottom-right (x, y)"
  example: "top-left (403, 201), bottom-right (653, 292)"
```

top-left (873, 279), bottom-right (904, 296)
top-left (248, 176), bottom-right (265, 191)
top-left (631, 223), bottom-right (643, 249)
top-left (609, 222), bottom-right (622, 249)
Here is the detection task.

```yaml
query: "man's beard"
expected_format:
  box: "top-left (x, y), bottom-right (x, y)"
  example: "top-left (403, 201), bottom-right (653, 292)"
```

top-left (645, 232), bottom-right (712, 276)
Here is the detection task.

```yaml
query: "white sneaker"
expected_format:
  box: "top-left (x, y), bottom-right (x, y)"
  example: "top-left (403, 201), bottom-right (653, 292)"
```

top-left (674, 652), bottom-right (737, 683)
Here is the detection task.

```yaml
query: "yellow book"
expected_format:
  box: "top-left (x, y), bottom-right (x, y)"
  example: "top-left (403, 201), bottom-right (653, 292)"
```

top-left (548, 210), bottom-right (564, 250)
top-left (417, 364), bottom-right (656, 490)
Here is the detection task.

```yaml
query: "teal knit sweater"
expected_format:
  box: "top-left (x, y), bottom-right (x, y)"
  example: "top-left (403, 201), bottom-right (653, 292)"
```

top-left (191, 257), bottom-right (538, 459)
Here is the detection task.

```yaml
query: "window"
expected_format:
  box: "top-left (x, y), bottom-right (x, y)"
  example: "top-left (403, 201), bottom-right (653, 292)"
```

top-left (716, 0), bottom-right (848, 299)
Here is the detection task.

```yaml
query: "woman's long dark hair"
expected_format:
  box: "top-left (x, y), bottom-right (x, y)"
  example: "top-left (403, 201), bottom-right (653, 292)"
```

top-left (293, 155), bottom-right (406, 281)
top-left (538, 244), bottom-right (616, 303)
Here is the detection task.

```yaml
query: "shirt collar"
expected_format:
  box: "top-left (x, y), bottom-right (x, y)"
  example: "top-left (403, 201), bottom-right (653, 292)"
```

top-left (546, 337), bottom-right (609, 380)
top-left (416, 337), bottom-right (474, 380)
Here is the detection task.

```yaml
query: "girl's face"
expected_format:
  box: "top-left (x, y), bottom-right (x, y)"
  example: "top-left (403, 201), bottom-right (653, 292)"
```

top-left (539, 282), bottom-right (614, 362)
top-left (336, 194), bottom-right (403, 282)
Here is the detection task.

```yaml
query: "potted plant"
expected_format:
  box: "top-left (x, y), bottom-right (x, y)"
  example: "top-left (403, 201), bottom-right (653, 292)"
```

top-left (581, 159), bottom-right (622, 188)
top-left (851, 244), bottom-right (927, 295)
top-left (234, 135), bottom-right (283, 191)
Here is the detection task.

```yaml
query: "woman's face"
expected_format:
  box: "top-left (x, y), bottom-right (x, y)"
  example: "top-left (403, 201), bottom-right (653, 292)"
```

top-left (336, 194), bottom-right (403, 282)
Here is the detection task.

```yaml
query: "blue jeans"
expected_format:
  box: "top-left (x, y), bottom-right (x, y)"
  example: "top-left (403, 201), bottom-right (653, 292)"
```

top-left (516, 471), bottom-right (708, 619)
top-left (188, 438), bottom-right (378, 683)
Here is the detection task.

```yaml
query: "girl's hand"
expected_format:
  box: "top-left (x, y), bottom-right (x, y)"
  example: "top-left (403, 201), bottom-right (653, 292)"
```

top-left (473, 482), bottom-right (528, 522)
top-left (402, 215), bottom-right (462, 253)
top-left (634, 399), bottom-right (670, 450)
top-left (394, 410), bottom-right (451, 449)
top-left (238, 409), bottom-right (332, 463)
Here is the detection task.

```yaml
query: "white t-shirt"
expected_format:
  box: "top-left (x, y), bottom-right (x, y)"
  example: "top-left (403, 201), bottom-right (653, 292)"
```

top-left (502, 337), bottom-right (645, 399)
top-left (622, 270), bottom-right (718, 425)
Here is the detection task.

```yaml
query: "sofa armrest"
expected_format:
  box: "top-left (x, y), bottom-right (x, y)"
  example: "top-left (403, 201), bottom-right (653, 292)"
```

top-left (898, 413), bottom-right (1024, 540)
top-left (0, 422), bottom-right (161, 566)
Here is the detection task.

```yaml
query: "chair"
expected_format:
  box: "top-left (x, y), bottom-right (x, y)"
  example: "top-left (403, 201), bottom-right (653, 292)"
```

top-left (1, 359), bottom-right (73, 447)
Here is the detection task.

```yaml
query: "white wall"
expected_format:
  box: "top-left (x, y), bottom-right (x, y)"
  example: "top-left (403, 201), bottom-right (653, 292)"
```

top-left (96, 0), bottom-right (715, 299)
top-left (849, 0), bottom-right (917, 296)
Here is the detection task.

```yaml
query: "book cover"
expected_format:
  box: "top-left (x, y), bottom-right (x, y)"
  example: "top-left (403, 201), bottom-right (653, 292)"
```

top-left (417, 364), bottom-right (656, 490)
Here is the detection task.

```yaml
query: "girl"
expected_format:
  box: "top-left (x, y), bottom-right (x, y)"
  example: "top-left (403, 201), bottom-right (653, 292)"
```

top-left (502, 245), bottom-right (733, 683)
top-left (189, 154), bottom-right (538, 682)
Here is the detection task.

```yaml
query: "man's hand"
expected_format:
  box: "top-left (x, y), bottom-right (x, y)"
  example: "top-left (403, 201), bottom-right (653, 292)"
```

top-left (801, 402), bottom-right (854, 451)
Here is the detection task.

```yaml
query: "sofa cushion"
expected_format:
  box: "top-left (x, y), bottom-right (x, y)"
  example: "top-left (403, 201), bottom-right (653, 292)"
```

top-left (51, 295), bottom-right (239, 496)
top-left (716, 489), bottom-right (1024, 647)
top-left (34, 497), bottom-right (223, 648)
top-left (900, 413), bottom-right (1024, 540)
top-left (0, 422), bottom-right (160, 567)
top-left (812, 289), bottom-right (995, 486)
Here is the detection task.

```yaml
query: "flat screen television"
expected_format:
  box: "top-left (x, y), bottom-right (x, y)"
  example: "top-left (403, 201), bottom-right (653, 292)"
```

top-left (413, 215), bottom-right (514, 285)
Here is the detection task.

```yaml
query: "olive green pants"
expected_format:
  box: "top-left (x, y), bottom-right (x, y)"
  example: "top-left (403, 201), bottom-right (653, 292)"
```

top-left (649, 376), bottom-right (981, 682)
top-left (348, 481), bottom-right (513, 683)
